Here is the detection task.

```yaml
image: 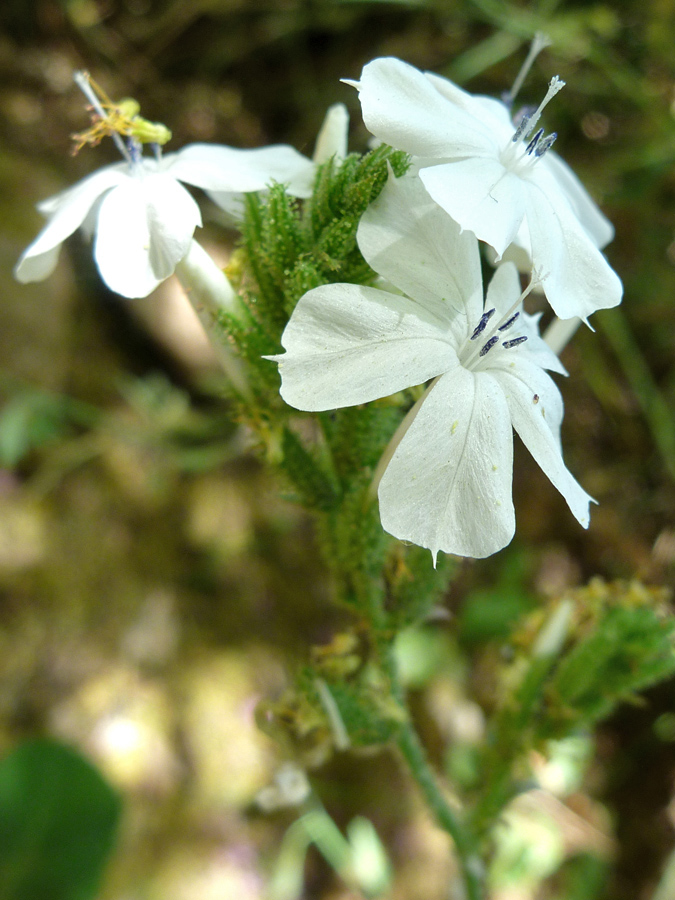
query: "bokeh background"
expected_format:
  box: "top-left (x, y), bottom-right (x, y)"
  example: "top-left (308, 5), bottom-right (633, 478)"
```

top-left (1, 1), bottom-right (675, 899)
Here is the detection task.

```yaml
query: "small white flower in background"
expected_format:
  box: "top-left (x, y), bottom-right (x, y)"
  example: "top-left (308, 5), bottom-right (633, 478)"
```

top-left (14, 73), bottom-right (315, 299)
top-left (347, 57), bottom-right (622, 322)
top-left (268, 173), bottom-right (593, 562)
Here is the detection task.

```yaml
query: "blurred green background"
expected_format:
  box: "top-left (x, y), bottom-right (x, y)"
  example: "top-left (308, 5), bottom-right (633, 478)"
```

top-left (1, 1), bottom-right (675, 899)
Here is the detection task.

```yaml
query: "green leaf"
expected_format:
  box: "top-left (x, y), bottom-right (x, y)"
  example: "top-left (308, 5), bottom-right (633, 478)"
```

top-left (549, 605), bottom-right (675, 726)
top-left (0, 739), bottom-right (122, 900)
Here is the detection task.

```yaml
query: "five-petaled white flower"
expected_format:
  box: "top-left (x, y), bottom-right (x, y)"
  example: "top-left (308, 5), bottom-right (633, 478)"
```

top-left (347, 57), bottom-right (622, 323)
top-left (14, 142), bottom-right (315, 299)
top-left (268, 172), bottom-right (593, 561)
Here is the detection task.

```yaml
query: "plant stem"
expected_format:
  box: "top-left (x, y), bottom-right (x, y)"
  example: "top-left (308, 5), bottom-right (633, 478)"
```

top-left (397, 719), bottom-right (484, 900)
top-left (381, 644), bottom-right (483, 900)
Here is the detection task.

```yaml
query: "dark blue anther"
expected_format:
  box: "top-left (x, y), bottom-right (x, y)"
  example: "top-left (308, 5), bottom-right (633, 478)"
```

top-left (535, 132), bottom-right (557, 157)
top-left (479, 336), bottom-right (499, 357)
top-left (525, 127), bottom-right (545, 155)
top-left (512, 114), bottom-right (531, 142)
top-left (127, 138), bottom-right (142, 164)
top-left (498, 311), bottom-right (520, 332)
top-left (502, 336), bottom-right (528, 349)
top-left (470, 308), bottom-right (496, 341)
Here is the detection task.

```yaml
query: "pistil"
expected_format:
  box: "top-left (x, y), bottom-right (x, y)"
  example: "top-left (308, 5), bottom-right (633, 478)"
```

top-left (515, 76), bottom-right (565, 143)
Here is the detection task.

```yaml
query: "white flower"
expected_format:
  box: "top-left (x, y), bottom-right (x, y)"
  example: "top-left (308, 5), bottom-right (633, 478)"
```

top-left (347, 57), bottom-right (622, 322)
top-left (269, 172), bottom-right (593, 561)
top-left (15, 142), bottom-right (315, 299)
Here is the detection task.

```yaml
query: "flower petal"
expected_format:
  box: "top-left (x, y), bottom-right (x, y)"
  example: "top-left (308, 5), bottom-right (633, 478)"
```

top-left (518, 311), bottom-right (568, 376)
top-left (484, 260), bottom-right (522, 318)
top-left (165, 143), bottom-right (315, 199)
top-left (350, 57), bottom-right (497, 159)
top-left (490, 356), bottom-right (594, 526)
top-left (95, 173), bottom-right (201, 298)
top-left (420, 158), bottom-right (526, 257)
top-left (424, 72), bottom-right (515, 135)
top-left (14, 165), bottom-right (126, 283)
top-left (269, 283), bottom-right (458, 411)
top-left (313, 103), bottom-right (350, 164)
top-left (378, 368), bottom-right (515, 562)
top-left (539, 152), bottom-right (614, 249)
top-left (357, 171), bottom-right (483, 325)
top-left (523, 180), bottom-right (623, 320)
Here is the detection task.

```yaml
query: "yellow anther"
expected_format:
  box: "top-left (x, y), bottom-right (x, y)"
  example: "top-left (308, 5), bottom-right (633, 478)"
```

top-left (71, 72), bottom-right (172, 155)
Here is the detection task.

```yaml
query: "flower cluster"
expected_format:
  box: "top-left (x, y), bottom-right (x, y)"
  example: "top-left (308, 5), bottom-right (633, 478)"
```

top-left (270, 56), bottom-right (621, 561)
top-left (16, 57), bottom-right (621, 561)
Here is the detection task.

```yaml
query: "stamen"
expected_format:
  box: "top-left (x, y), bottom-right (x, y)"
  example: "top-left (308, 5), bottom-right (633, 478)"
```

top-left (502, 336), bottom-right (528, 349)
top-left (535, 132), bottom-right (557, 157)
top-left (127, 138), bottom-right (143, 165)
top-left (479, 336), bottom-right (499, 357)
top-left (470, 308), bottom-right (496, 340)
top-left (512, 115), bottom-right (531, 143)
top-left (525, 127), bottom-right (545, 155)
top-left (498, 312), bottom-right (520, 332)
top-left (504, 32), bottom-right (552, 107)
top-left (461, 272), bottom-right (543, 372)
top-left (73, 71), bottom-right (130, 162)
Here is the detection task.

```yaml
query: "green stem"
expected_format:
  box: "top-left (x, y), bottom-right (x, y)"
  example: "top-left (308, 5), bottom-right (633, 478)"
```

top-left (397, 719), bottom-right (484, 900)
top-left (380, 644), bottom-right (483, 900)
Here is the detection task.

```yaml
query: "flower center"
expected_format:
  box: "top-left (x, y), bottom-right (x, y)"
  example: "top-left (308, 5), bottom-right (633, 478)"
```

top-left (498, 76), bottom-right (565, 176)
top-left (458, 276), bottom-right (541, 371)
top-left (72, 70), bottom-right (171, 165)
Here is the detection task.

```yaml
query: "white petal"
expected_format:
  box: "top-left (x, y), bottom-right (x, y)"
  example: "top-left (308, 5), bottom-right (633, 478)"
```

top-left (313, 103), bottom-right (350, 164)
top-left (270, 283), bottom-right (458, 411)
top-left (357, 171), bottom-right (484, 325)
top-left (14, 165), bottom-right (127, 283)
top-left (523, 180), bottom-right (623, 320)
top-left (351, 57), bottom-right (497, 159)
top-left (518, 311), bottom-right (568, 376)
top-left (539, 152), bottom-right (614, 249)
top-left (165, 143), bottom-right (315, 199)
top-left (420, 158), bottom-right (526, 257)
top-left (208, 192), bottom-right (246, 223)
top-left (484, 261), bottom-right (522, 317)
top-left (490, 230), bottom-right (536, 273)
top-left (424, 73), bottom-right (515, 135)
top-left (490, 357), bottom-right (593, 526)
top-left (378, 368), bottom-right (515, 561)
top-left (95, 173), bottom-right (201, 298)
